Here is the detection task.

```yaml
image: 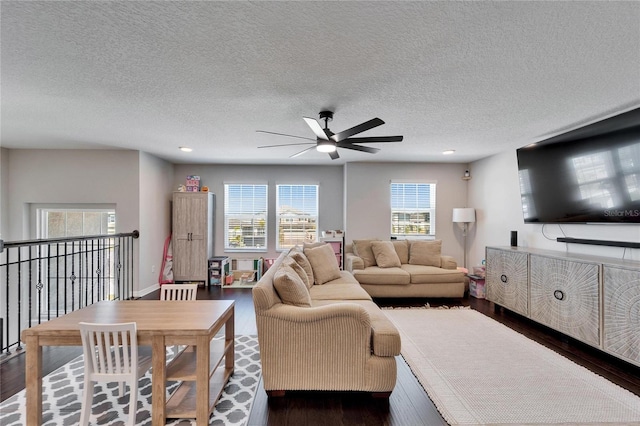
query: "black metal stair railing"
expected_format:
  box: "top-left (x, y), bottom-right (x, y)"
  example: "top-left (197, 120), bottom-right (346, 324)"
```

top-left (0, 230), bottom-right (139, 358)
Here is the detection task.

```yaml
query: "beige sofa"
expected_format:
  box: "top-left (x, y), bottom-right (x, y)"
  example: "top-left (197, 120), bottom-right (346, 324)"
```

top-left (345, 239), bottom-right (466, 298)
top-left (252, 244), bottom-right (401, 397)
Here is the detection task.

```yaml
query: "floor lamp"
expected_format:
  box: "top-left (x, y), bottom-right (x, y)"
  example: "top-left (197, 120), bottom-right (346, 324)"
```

top-left (452, 208), bottom-right (476, 270)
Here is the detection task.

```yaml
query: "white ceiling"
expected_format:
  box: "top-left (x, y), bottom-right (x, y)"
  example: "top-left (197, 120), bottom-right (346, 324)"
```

top-left (1, 1), bottom-right (639, 165)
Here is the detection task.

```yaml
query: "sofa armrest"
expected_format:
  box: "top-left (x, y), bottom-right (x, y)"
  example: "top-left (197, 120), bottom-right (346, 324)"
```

top-left (441, 255), bottom-right (458, 270)
top-left (345, 252), bottom-right (364, 272)
top-left (256, 302), bottom-right (380, 390)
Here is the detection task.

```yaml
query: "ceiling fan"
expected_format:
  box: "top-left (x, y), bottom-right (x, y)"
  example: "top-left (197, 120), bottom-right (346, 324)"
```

top-left (257, 110), bottom-right (403, 160)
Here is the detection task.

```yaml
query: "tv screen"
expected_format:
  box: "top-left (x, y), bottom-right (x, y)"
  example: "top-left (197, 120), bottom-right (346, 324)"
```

top-left (516, 108), bottom-right (640, 224)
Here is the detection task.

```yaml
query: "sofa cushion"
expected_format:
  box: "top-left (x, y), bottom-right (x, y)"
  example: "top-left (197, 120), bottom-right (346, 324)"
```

top-left (353, 266), bottom-right (410, 285)
top-left (312, 299), bottom-right (401, 357)
top-left (282, 256), bottom-right (311, 289)
top-left (290, 249), bottom-right (315, 286)
top-left (273, 265), bottom-right (312, 306)
top-left (304, 243), bottom-right (342, 285)
top-left (371, 241), bottom-right (401, 268)
top-left (310, 276), bottom-right (372, 301)
top-left (352, 239), bottom-right (379, 268)
top-left (401, 264), bottom-right (465, 284)
top-left (409, 240), bottom-right (442, 267)
top-left (392, 240), bottom-right (410, 264)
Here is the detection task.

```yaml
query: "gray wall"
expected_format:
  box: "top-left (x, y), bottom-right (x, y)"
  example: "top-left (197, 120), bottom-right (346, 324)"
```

top-left (172, 164), bottom-right (344, 260)
top-left (139, 152), bottom-right (174, 293)
top-left (3, 147), bottom-right (637, 299)
top-left (3, 149), bottom-right (175, 296)
top-left (344, 162), bottom-right (471, 266)
top-left (0, 148), bottom-right (8, 240)
top-left (468, 150), bottom-right (640, 266)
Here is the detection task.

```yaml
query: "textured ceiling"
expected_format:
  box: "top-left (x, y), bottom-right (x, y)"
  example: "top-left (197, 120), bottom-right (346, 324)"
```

top-left (1, 1), bottom-right (639, 165)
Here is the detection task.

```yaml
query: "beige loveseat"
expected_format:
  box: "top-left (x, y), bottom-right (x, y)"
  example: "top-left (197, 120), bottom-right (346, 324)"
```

top-left (345, 239), bottom-right (466, 298)
top-left (252, 244), bottom-right (401, 397)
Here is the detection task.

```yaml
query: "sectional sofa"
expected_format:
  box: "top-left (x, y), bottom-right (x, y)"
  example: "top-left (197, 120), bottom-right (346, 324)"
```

top-left (252, 243), bottom-right (401, 397)
top-left (345, 239), bottom-right (466, 298)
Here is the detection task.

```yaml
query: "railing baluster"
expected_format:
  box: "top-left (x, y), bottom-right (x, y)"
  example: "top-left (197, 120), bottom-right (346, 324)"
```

top-left (0, 231), bottom-right (138, 359)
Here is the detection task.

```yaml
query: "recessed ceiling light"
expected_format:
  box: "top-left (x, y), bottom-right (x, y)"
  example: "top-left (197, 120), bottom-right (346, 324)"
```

top-left (442, 150), bottom-right (456, 155)
top-left (179, 146), bottom-right (193, 152)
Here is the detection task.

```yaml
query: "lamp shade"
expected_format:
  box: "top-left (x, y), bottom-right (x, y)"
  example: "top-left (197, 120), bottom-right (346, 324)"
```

top-left (452, 207), bottom-right (476, 223)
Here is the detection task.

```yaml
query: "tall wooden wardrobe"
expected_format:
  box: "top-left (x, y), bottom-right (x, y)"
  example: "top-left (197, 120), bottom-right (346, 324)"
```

top-left (172, 191), bottom-right (214, 283)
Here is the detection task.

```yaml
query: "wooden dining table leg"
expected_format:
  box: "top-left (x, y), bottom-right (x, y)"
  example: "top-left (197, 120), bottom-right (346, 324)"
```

top-left (25, 335), bottom-right (42, 426)
top-left (151, 335), bottom-right (167, 426)
top-left (195, 335), bottom-right (210, 426)
top-left (225, 310), bottom-right (235, 372)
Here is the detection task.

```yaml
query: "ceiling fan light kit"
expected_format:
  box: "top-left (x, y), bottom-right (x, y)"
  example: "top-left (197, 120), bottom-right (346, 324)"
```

top-left (257, 110), bottom-right (403, 160)
top-left (316, 140), bottom-right (337, 153)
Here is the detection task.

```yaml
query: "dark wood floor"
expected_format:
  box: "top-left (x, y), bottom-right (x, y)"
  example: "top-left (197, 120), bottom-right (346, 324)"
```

top-left (2, 286), bottom-right (640, 426)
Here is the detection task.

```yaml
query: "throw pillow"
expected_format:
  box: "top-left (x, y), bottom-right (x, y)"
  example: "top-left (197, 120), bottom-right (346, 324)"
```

top-left (371, 240), bottom-right (401, 268)
top-left (303, 241), bottom-right (326, 250)
top-left (304, 243), bottom-right (342, 285)
top-left (409, 240), bottom-right (442, 267)
top-left (392, 240), bottom-right (410, 264)
top-left (352, 239), bottom-right (378, 268)
top-left (273, 265), bottom-right (312, 307)
top-left (282, 257), bottom-right (311, 289)
top-left (289, 249), bottom-right (315, 287)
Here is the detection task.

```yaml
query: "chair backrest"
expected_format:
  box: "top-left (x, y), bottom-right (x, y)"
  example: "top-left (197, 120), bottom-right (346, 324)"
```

top-left (79, 322), bottom-right (138, 381)
top-left (160, 283), bottom-right (198, 301)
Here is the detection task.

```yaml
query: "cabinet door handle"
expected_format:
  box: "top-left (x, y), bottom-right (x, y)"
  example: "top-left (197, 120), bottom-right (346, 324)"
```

top-left (554, 290), bottom-right (565, 301)
top-left (501, 274), bottom-right (508, 283)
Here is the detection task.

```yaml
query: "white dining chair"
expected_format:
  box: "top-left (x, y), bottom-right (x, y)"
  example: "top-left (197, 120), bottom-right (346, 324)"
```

top-left (160, 283), bottom-right (198, 302)
top-left (160, 283), bottom-right (198, 355)
top-left (79, 322), bottom-right (139, 426)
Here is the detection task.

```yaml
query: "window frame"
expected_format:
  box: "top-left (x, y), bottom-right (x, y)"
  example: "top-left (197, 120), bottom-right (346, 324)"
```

top-left (276, 184), bottom-right (319, 251)
top-left (223, 183), bottom-right (268, 252)
top-left (390, 182), bottom-right (437, 239)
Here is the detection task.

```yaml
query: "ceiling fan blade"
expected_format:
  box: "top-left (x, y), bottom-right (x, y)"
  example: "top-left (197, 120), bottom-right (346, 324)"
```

top-left (256, 130), bottom-right (316, 142)
top-left (331, 118), bottom-right (384, 142)
top-left (342, 135), bottom-right (403, 143)
top-left (329, 150), bottom-right (340, 160)
top-left (337, 142), bottom-right (380, 154)
top-left (258, 142), bottom-right (315, 148)
top-left (303, 117), bottom-right (330, 140)
top-left (290, 146), bottom-right (316, 158)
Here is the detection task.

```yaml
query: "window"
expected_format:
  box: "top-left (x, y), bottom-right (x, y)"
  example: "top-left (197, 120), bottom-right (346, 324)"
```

top-left (35, 207), bottom-right (117, 317)
top-left (224, 184), bottom-right (268, 250)
top-left (390, 182), bottom-right (436, 237)
top-left (276, 184), bottom-right (318, 250)
top-left (39, 209), bottom-right (116, 238)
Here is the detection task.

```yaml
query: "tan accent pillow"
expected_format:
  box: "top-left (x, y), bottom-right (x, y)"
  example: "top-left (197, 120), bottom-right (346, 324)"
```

top-left (352, 239), bottom-right (378, 268)
top-left (409, 240), bottom-right (442, 267)
top-left (392, 240), bottom-right (410, 264)
top-left (289, 250), bottom-right (315, 286)
top-left (282, 257), bottom-right (311, 289)
top-left (304, 243), bottom-right (342, 285)
top-left (303, 241), bottom-right (326, 250)
top-left (273, 265), bottom-right (312, 307)
top-left (371, 241), bottom-right (401, 268)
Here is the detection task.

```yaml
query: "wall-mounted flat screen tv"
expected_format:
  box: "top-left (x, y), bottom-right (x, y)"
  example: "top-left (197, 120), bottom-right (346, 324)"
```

top-left (516, 108), bottom-right (640, 224)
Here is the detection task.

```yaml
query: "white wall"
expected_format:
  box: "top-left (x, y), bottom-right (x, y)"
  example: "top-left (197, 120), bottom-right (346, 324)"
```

top-left (344, 162), bottom-right (470, 266)
top-left (138, 152), bottom-right (174, 295)
top-left (173, 164), bottom-right (344, 260)
top-left (469, 151), bottom-right (640, 266)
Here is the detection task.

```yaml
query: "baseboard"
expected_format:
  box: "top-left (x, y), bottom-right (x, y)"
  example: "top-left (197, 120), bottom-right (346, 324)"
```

top-left (135, 283), bottom-right (160, 298)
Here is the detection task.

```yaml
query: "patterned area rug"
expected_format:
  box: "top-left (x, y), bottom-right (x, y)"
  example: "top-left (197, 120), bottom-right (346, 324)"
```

top-left (383, 309), bottom-right (640, 425)
top-left (0, 335), bottom-right (260, 425)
